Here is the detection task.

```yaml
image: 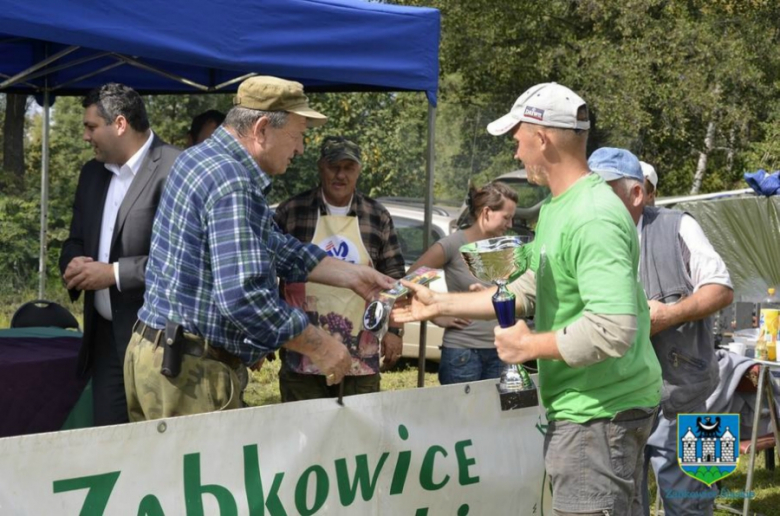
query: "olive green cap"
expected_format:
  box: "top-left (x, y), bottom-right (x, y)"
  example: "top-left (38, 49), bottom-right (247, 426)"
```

top-left (233, 75), bottom-right (327, 127)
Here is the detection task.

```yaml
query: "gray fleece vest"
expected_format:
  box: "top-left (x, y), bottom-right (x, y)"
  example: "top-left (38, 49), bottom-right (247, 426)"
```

top-left (640, 207), bottom-right (719, 419)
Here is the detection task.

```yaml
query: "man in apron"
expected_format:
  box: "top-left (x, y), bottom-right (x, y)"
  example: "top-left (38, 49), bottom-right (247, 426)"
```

top-left (274, 136), bottom-right (407, 400)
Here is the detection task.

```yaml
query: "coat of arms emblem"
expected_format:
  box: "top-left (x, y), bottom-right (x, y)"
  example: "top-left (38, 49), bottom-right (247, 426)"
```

top-left (678, 413), bottom-right (740, 486)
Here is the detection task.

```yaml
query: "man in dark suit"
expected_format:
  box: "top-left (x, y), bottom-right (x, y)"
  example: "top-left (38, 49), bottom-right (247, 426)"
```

top-left (59, 83), bottom-right (180, 426)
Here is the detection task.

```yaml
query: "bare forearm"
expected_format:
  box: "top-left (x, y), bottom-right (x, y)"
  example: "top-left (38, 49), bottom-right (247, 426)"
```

top-left (664, 284), bottom-right (733, 327)
top-left (308, 257), bottom-right (349, 288)
top-left (283, 325), bottom-right (326, 358)
top-left (283, 324), bottom-right (351, 384)
top-left (523, 331), bottom-right (563, 361)
top-left (438, 289), bottom-right (498, 319)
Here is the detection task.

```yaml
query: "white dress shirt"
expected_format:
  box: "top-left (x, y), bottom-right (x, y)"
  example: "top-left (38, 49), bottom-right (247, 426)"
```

top-left (94, 132), bottom-right (154, 320)
top-left (638, 213), bottom-right (732, 292)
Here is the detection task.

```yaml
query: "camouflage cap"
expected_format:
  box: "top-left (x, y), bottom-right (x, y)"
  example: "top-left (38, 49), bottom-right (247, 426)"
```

top-left (233, 76), bottom-right (327, 127)
top-left (320, 136), bottom-right (362, 165)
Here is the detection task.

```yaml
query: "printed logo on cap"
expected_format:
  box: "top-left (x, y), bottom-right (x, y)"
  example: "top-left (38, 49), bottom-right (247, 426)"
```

top-left (318, 236), bottom-right (360, 264)
top-left (524, 106), bottom-right (545, 121)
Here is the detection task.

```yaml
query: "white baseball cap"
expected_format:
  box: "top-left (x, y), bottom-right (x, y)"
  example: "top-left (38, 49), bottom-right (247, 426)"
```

top-left (487, 82), bottom-right (591, 135)
top-left (640, 161), bottom-right (658, 189)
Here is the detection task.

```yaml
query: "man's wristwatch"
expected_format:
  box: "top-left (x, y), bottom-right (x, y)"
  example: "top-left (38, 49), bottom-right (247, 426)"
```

top-left (387, 327), bottom-right (404, 338)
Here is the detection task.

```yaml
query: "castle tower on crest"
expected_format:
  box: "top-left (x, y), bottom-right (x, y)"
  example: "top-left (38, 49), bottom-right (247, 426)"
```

top-left (682, 427), bottom-right (697, 463)
top-left (720, 427), bottom-right (736, 463)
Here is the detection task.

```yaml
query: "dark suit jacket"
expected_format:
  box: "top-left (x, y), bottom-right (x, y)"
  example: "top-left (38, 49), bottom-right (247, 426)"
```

top-left (59, 135), bottom-right (180, 376)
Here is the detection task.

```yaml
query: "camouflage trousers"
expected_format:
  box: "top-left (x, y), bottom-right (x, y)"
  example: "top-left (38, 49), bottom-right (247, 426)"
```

top-left (124, 330), bottom-right (247, 422)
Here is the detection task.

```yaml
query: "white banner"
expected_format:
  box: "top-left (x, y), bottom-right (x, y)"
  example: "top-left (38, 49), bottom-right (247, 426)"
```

top-left (0, 378), bottom-right (550, 515)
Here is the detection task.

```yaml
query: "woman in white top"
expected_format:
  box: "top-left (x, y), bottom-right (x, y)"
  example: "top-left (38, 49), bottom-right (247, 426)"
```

top-left (409, 181), bottom-right (518, 384)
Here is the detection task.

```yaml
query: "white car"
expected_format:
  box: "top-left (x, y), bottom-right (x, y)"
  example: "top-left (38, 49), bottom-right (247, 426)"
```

top-left (379, 199), bottom-right (461, 363)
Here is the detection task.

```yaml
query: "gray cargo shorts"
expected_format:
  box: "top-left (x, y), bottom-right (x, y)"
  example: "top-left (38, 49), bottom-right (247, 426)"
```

top-left (544, 407), bottom-right (658, 515)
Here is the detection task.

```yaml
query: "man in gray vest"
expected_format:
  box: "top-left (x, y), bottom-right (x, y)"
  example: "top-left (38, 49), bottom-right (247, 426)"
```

top-left (589, 147), bottom-right (734, 516)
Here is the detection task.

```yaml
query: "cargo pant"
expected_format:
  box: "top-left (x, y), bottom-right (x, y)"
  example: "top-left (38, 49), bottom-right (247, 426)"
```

top-left (124, 330), bottom-right (246, 421)
top-left (634, 406), bottom-right (717, 516)
top-left (544, 407), bottom-right (657, 515)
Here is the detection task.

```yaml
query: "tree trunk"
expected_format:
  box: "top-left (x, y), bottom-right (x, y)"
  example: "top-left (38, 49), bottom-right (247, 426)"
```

top-left (2, 93), bottom-right (28, 193)
top-left (726, 126), bottom-right (736, 176)
top-left (690, 119), bottom-right (717, 195)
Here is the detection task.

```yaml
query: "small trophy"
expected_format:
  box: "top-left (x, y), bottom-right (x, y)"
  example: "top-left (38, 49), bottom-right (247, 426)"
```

top-left (461, 236), bottom-right (539, 410)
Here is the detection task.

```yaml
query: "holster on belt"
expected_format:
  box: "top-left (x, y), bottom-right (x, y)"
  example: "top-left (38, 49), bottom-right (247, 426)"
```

top-left (161, 320), bottom-right (184, 378)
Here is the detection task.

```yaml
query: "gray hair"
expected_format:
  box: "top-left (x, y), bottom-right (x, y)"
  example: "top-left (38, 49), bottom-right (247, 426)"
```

top-left (224, 106), bottom-right (289, 137)
top-left (610, 177), bottom-right (644, 201)
top-left (82, 83), bottom-right (150, 132)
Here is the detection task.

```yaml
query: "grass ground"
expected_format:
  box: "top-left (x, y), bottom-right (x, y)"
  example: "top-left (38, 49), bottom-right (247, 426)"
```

top-left (242, 357), bottom-right (439, 406)
top-left (0, 288), bottom-right (81, 328)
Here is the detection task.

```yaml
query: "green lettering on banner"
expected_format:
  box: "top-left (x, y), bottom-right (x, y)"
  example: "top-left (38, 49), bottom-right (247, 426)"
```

top-left (137, 494), bottom-right (165, 516)
top-left (416, 504), bottom-right (471, 515)
top-left (390, 424), bottom-right (412, 495)
top-left (335, 453), bottom-right (389, 506)
top-left (183, 453), bottom-right (237, 516)
top-left (294, 465), bottom-right (329, 516)
top-left (244, 444), bottom-right (288, 516)
top-left (420, 446), bottom-right (449, 491)
top-left (454, 440), bottom-right (479, 485)
top-left (52, 471), bottom-right (121, 516)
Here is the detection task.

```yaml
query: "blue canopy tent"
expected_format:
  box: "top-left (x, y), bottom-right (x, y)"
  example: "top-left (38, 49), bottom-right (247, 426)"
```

top-left (0, 0), bottom-right (440, 381)
top-left (0, 0), bottom-right (440, 101)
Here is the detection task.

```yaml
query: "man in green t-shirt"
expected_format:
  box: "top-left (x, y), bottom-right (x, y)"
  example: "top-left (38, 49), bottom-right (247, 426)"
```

top-left (393, 83), bottom-right (662, 515)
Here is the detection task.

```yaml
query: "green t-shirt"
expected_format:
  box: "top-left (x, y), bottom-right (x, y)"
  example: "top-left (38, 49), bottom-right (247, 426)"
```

top-left (531, 173), bottom-right (661, 423)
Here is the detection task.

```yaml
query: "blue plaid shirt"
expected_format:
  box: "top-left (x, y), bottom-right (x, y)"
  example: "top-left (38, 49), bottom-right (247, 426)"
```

top-left (139, 126), bottom-right (327, 364)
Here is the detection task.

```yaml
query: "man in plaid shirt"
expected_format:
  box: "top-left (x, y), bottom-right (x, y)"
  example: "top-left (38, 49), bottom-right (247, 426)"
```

top-left (124, 77), bottom-right (395, 421)
top-left (274, 136), bottom-right (406, 401)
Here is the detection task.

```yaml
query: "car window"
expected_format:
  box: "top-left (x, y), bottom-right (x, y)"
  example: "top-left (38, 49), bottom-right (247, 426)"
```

top-left (393, 216), bottom-right (445, 265)
top-left (501, 179), bottom-right (550, 209)
top-left (516, 183), bottom-right (549, 209)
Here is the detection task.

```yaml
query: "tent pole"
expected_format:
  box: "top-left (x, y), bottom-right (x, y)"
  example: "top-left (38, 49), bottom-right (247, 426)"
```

top-left (38, 89), bottom-right (50, 299)
top-left (0, 46), bottom-right (79, 89)
top-left (417, 103), bottom-right (436, 388)
top-left (22, 52), bottom-right (113, 83)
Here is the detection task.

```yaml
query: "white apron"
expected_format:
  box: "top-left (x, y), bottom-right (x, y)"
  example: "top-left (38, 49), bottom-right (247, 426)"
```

top-left (284, 214), bottom-right (379, 376)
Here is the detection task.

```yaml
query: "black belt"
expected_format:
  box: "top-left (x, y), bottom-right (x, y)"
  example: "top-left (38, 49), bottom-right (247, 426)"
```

top-left (133, 323), bottom-right (243, 370)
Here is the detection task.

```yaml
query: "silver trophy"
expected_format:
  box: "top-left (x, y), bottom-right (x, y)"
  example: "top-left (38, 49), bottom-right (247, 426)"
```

top-left (461, 236), bottom-right (538, 409)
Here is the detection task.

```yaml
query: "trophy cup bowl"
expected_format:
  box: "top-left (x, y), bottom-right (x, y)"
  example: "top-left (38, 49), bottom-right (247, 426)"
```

top-left (460, 236), bottom-right (539, 410)
top-left (460, 236), bottom-right (529, 284)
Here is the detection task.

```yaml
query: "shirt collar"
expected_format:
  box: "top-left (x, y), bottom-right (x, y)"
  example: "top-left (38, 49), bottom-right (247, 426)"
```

top-left (104, 131), bottom-right (155, 176)
top-left (316, 187), bottom-right (358, 216)
top-left (212, 126), bottom-right (272, 195)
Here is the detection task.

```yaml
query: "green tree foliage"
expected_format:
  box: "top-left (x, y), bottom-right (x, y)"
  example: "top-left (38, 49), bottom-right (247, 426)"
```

top-left (270, 91), bottom-right (429, 204)
top-left (562, 0), bottom-right (780, 195)
top-left (403, 0), bottom-right (780, 196)
top-left (144, 94), bottom-right (234, 147)
top-left (430, 74), bottom-right (518, 203)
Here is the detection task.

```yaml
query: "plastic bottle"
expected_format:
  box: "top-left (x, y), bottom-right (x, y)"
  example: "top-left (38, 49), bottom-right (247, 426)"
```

top-left (756, 333), bottom-right (768, 361)
top-left (759, 288), bottom-right (780, 361)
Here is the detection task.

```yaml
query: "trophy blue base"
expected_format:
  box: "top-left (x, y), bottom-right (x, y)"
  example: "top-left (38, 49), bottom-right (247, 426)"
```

top-left (496, 384), bottom-right (539, 411)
